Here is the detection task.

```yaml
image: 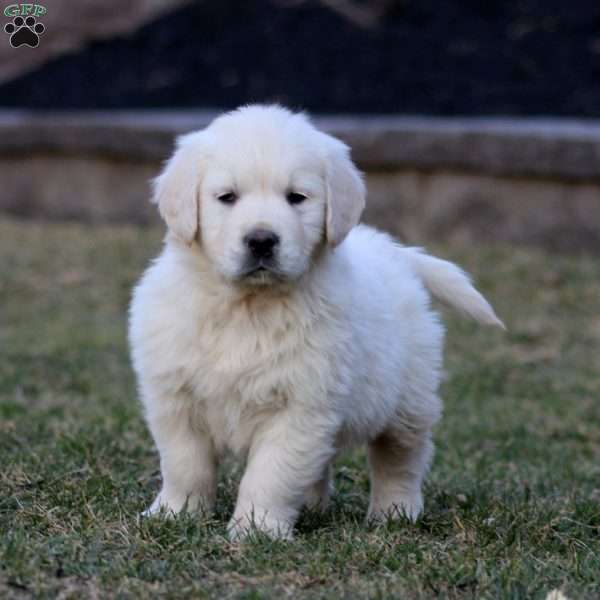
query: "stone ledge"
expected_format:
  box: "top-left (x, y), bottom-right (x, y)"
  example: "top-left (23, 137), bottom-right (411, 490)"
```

top-left (2, 111), bottom-right (600, 251)
top-left (2, 111), bottom-right (600, 179)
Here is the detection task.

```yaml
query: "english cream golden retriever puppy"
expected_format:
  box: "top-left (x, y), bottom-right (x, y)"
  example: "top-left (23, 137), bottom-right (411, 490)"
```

top-left (129, 105), bottom-right (503, 540)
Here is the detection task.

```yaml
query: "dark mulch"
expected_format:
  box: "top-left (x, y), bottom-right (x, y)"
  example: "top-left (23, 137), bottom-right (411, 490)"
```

top-left (2, 0), bottom-right (600, 115)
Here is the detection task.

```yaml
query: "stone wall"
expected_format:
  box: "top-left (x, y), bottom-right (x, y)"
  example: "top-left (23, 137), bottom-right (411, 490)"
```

top-left (2, 111), bottom-right (600, 251)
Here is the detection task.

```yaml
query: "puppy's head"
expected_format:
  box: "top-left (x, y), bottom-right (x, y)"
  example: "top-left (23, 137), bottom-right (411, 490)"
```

top-left (152, 105), bottom-right (365, 285)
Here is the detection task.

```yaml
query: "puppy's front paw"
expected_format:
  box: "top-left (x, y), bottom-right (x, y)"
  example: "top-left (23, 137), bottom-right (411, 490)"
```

top-left (367, 491), bottom-right (424, 523)
top-left (227, 509), bottom-right (294, 541)
top-left (141, 491), bottom-right (181, 518)
top-left (142, 489), bottom-right (211, 518)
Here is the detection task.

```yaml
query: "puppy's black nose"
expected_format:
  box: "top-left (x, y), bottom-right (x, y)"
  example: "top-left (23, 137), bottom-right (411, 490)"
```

top-left (244, 229), bottom-right (280, 259)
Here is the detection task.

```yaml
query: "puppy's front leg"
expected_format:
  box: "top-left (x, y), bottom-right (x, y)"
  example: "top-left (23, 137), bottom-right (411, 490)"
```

top-left (228, 415), bottom-right (335, 540)
top-left (143, 405), bottom-right (217, 517)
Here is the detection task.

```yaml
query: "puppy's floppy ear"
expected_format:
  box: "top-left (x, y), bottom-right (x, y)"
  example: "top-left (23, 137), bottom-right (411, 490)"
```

top-left (151, 131), bottom-right (205, 244)
top-left (324, 137), bottom-right (366, 247)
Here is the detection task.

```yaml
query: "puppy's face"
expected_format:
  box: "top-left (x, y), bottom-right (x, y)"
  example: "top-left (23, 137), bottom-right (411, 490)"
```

top-left (153, 106), bottom-right (365, 286)
top-left (199, 142), bottom-right (326, 284)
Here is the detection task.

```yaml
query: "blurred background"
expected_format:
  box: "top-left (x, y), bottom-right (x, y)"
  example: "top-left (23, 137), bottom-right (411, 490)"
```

top-left (1, 0), bottom-right (600, 250)
top-left (2, 0), bottom-right (600, 114)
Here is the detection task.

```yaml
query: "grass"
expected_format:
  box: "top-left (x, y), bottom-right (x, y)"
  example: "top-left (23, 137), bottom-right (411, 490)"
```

top-left (0, 217), bottom-right (598, 599)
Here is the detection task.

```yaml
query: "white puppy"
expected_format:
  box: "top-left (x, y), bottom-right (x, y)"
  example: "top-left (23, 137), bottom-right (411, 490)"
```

top-left (129, 105), bottom-right (503, 540)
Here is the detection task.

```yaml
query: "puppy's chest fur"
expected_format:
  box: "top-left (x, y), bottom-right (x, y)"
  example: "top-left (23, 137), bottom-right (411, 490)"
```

top-left (182, 290), bottom-right (341, 453)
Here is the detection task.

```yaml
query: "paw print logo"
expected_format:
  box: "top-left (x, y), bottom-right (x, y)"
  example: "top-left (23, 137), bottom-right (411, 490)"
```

top-left (4, 16), bottom-right (45, 48)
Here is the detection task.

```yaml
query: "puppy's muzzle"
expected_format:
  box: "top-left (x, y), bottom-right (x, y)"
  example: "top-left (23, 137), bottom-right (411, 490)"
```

top-left (244, 228), bottom-right (280, 260)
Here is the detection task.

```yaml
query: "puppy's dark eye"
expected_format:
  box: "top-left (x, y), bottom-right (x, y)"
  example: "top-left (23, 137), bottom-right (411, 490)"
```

top-left (217, 192), bottom-right (237, 204)
top-left (287, 191), bottom-right (308, 205)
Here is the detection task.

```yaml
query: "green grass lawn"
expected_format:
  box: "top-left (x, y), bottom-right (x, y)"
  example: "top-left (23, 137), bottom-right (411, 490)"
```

top-left (0, 217), bottom-right (598, 599)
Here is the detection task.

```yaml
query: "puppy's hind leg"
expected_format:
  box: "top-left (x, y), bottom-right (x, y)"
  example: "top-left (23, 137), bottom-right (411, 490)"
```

top-left (305, 462), bottom-right (334, 511)
top-left (367, 426), bottom-right (434, 523)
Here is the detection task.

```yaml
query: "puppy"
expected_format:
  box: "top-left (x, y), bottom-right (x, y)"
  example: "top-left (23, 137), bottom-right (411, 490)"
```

top-left (129, 105), bottom-right (503, 540)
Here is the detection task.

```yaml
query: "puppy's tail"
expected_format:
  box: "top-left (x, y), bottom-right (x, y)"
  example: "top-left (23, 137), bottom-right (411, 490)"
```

top-left (406, 248), bottom-right (505, 328)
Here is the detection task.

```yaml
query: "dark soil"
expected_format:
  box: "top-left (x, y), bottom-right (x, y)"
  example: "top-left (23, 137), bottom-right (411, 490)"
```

top-left (2, 0), bottom-right (600, 115)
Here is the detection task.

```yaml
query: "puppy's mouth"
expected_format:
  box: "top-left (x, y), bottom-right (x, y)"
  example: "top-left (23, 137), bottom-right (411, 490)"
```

top-left (239, 260), bottom-right (286, 283)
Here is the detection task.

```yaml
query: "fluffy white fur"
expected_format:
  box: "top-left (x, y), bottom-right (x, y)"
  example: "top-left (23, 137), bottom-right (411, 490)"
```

top-left (129, 105), bottom-right (503, 540)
